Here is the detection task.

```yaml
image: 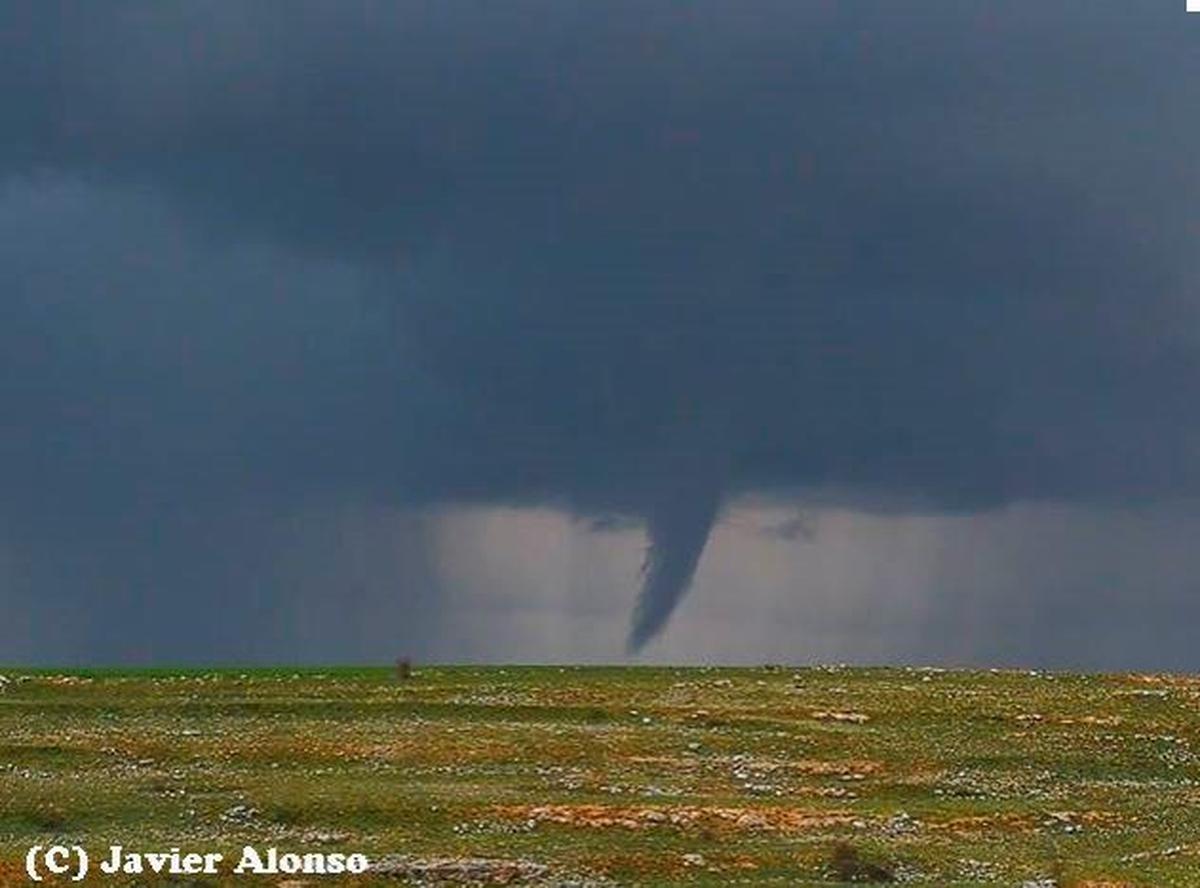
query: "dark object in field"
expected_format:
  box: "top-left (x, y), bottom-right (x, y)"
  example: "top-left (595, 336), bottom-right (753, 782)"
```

top-left (395, 657), bottom-right (412, 680)
top-left (829, 841), bottom-right (895, 882)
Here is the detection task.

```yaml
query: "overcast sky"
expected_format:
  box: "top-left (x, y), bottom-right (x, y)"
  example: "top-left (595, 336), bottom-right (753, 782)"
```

top-left (3, 2), bottom-right (1200, 668)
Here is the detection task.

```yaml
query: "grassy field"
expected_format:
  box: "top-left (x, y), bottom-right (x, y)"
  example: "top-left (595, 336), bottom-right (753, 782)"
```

top-left (1, 665), bottom-right (1199, 886)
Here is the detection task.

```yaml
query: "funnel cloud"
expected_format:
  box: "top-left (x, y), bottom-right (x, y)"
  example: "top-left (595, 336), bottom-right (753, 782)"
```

top-left (631, 450), bottom-right (725, 650)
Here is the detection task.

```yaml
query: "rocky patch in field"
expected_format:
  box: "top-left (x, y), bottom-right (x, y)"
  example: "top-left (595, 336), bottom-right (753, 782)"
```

top-left (810, 710), bottom-right (871, 724)
top-left (495, 803), bottom-right (862, 834)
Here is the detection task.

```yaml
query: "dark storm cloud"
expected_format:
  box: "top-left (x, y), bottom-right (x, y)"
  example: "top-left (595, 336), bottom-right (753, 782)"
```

top-left (2, 2), bottom-right (1200, 653)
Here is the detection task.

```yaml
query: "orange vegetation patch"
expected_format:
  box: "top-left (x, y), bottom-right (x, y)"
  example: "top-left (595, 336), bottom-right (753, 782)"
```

top-left (926, 812), bottom-right (1035, 833)
top-left (0, 860), bottom-right (32, 888)
top-left (494, 803), bottom-right (861, 833)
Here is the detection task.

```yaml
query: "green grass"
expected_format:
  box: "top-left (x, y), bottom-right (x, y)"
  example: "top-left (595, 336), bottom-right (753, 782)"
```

top-left (0, 665), bottom-right (1197, 885)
